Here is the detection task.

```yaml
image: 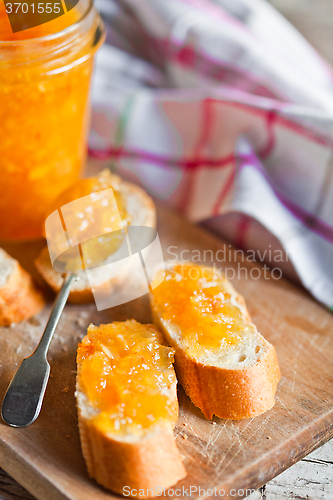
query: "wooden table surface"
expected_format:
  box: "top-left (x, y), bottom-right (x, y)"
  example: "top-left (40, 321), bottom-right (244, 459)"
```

top-left (249, 2), bottom-right (333, 496)
top-left (1, 1), bottom-right (333, 499)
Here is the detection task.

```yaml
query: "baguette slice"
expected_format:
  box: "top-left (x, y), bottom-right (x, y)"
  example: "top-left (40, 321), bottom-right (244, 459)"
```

top-left (35, 171), bottom-right (156, 303)
top-left (76, 320), bottom-right (186, 497)
top-left (150, 263), bottom-right (280, 420)
top-left (0, 248), bottom-right (45, 326)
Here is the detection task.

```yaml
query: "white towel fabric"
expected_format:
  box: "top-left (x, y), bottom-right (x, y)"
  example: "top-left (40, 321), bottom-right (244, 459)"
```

top-left (89, 0), bottom-right (333, 310)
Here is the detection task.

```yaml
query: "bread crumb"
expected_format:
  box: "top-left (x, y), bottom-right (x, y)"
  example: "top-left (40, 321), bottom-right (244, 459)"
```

top-left (28, 317), bottom-right (41, 327)
top-left (211, 422), bottom-right (217, 425)
top-left (66, 434), bottom-right (70, 439)
top-left (76, 317), bottom-right (86, 328)
top-left (53, 334), bottom-right (65, 344)
top-left (15, 345), bottom-right (23, 355)
top-left (182, 434), bottom-right (188, 440)
top-left (267, 436), bottom-right (271, 439)
top-left (62, 387), bottom-right (69, 394)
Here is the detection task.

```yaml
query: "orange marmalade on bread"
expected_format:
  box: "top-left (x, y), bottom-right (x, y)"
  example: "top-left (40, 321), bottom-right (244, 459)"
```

top-left (0, 1), bottom-right (104, 240)
top-left (45, 169), bottom-right (131, 271)
top-left (45, 169), bottom-right (129, 231)
top-left (77, 320), bottom-right (177, 436)
top-left (152, 264), bottom-right (253, 357)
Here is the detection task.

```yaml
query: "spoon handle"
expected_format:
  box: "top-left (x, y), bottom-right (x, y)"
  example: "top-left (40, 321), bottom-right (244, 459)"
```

top-left (35, 273), bottom-right (76, 356)
top-left (1, 273), bottom-right (76, 428)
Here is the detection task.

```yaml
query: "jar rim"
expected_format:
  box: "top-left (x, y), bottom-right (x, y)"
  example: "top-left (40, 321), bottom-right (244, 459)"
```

top-left (0, 0), bottom-right (94, 46)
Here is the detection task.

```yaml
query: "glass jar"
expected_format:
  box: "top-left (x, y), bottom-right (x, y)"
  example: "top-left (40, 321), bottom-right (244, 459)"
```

top-left (0, 0), bottom-right (105, 240)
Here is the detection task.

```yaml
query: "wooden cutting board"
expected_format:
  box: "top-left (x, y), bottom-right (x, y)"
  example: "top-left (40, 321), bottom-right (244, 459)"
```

top-left (0, 202), bottom-right (333, 500)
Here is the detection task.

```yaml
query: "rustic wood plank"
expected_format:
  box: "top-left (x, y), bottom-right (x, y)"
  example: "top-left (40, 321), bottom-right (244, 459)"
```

top-left (2, 437), bottom-right (332, 500)
top-left (263, 439), bottom-right (333, 500)
top-left (247, 438), bottom-right (333, 500)
top-left (1, 2), bottom-right (333, 498)
top-left (0, 469), bottom-right (34, 500)
top-left (0, 201), bottom-right (333, 500)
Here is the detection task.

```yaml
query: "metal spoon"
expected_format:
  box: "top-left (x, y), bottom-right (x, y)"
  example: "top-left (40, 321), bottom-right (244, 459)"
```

top-left (1, 273), bottom-right (77, 428)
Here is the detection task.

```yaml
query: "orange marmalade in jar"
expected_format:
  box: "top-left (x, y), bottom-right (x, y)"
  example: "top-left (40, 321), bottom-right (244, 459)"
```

top-left (0, 0), bottom-right (105, 240)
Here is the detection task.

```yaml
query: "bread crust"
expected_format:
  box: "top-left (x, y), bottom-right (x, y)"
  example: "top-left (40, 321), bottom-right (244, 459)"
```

top-left (0, 250), bottom-right (45, 326)
top-left (35, 180), bottom-right (156, 304)
top-left (77, 398), bottom-right (186, 497)
top-left (152, 309), bottom-right (280, 419)
top-left (150, 264), bottom-right (281, 420)
top-left (76, 322), bottom-right (186, 497)
top-left (34, 246), bottom-right (91, 303)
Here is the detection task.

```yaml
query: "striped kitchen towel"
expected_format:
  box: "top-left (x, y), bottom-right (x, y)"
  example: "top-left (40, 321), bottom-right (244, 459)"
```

top-left (90, 0), bottom-right (333, 309)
